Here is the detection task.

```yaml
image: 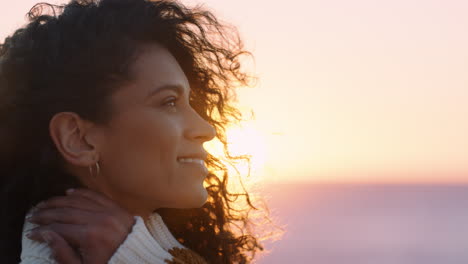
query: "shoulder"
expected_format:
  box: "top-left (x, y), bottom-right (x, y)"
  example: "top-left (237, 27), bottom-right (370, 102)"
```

top-left (109, 212), bottom-right (208, 264)
top-left (146, 212), bottom-right (208, 264)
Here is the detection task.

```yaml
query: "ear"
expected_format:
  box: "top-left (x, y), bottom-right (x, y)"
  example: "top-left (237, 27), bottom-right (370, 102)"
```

top-left (49, 112), bottom-right (102, 167)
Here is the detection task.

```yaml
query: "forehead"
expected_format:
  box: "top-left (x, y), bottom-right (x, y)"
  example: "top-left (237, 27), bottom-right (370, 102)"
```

top-left (112, 43), bottom-right (190, 106)
top-left (131, 43), bottom-right (189, 92)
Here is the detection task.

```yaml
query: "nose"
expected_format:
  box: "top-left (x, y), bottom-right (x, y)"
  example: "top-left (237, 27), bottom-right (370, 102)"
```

top-left (184, 108), bottom-right (216, 143)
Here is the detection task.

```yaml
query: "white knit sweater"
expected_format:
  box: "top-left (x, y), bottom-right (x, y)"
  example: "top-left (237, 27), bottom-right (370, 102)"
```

top-left (20, 207), bottom-right (207, 264)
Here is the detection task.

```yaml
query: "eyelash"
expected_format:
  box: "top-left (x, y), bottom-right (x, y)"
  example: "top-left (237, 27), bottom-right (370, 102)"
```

top-left (163, 97), bottom-right (178, 108)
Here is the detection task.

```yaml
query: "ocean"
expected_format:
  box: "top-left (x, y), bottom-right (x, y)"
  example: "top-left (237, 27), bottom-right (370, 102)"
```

top-left (255, 182), bottom-right (468, 264)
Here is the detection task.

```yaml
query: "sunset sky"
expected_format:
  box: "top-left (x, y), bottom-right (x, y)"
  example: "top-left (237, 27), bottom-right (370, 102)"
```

top-left (1, 0), bottom-right (467, 184)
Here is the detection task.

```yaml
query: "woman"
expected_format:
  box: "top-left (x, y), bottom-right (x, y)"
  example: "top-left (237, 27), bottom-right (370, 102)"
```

top-left (0, 0), bottom-right (271, 263)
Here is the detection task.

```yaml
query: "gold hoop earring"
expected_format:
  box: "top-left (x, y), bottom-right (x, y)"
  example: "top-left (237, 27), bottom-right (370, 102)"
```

top-left (88, 161), bottom-right (100, 178)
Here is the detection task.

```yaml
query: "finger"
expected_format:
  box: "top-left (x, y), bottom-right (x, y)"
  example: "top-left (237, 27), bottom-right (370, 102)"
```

top-left (40, 230), bottom-right (81, 264)
top-left (27, 222), bottom-right (84, 248)
top-left (28, 207), bottom-right (96, 225)
top-left (36, 195), bottom-right (101, 212)
top-left (67, 188), bottom-right (117, 208)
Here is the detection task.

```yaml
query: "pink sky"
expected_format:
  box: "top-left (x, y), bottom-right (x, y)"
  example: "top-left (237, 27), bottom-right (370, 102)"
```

top-left (1, 0), bottom-right (467, 183)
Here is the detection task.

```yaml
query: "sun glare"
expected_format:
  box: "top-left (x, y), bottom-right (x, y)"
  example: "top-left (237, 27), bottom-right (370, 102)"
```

top-left (204, 121), bottom-right (267, 188)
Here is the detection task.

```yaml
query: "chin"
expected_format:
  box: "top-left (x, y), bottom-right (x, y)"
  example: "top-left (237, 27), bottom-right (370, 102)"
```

top-left (182, 187), bottom-right (208, 208)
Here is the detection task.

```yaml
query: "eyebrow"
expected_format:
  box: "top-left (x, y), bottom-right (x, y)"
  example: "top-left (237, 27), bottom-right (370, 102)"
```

top-left (146, 84), bottom-right (187, 99)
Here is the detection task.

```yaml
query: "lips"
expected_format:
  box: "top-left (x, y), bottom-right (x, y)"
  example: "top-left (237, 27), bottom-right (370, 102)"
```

top-left (177, 151), bottom-right (207, 162)
top-left (177, 157), bottom-right (208, 175)
top-left (177, 157), bottom-right (205, 165)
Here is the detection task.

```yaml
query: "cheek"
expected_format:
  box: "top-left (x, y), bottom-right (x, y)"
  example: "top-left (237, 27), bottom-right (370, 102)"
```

top-left (101, 110), bottom-right (180, 195)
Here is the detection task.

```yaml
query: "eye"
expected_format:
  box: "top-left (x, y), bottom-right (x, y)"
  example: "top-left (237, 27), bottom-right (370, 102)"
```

top-left (163, 97), bottom-right (178, 108)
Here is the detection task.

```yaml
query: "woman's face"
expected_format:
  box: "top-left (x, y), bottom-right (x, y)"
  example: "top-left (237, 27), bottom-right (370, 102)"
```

top-left (96, 43), bottom-right (216, 215)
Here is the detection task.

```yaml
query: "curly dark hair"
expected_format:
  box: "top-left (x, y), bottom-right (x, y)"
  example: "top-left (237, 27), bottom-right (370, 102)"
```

top-left (0, 0), bottom-right (277, 263)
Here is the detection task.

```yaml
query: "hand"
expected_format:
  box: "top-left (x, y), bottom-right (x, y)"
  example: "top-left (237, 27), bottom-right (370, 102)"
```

top-left (26, 188), bottom-right (135, 264)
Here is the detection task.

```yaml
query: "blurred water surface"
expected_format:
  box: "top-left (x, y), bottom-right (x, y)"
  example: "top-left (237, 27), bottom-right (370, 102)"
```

top-left (256, 182), bottom-right (468, 264)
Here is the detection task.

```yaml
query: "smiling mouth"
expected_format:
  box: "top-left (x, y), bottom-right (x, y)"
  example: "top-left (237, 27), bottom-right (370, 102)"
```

top-left (177, 158), bottom-right (208, 175)
top-left (177, 158), bottom-right (205, 165)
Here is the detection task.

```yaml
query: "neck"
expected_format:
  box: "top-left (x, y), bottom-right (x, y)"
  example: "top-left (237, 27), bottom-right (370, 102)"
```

top-left (79, 176), bottom-right (154, 221)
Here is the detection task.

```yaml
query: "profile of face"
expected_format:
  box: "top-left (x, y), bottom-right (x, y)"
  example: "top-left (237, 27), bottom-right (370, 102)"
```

top-left (50, 43), bottom-right (216, 217)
